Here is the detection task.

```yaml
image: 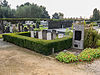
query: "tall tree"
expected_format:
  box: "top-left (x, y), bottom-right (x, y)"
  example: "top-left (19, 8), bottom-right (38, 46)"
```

top-left (90, 8), bottom-right (100, 21)
top-left (40, 6), bottom-right (50, 18)
top-left (52, 13), bottom-right (59, 19)
top-left (59, 12), bottom-right (64, 19)
top-left (2, 0), bottom-right (8, 7)
top-left (52, 12), bottom-right (64, 19)
top-left (15, 2), bottom-right (50, 18)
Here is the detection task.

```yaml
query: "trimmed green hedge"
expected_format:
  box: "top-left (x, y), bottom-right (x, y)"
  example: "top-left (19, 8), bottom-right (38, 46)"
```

top-left (3, 32), bottom-right (72, 55)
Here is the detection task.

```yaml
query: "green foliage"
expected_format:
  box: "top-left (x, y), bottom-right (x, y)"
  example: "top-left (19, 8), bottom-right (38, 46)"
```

top-left (78, 48), bottom-right (100, 61)
top-left (3, 32), bottom-right (72, 55)
top-left (90, 8), bottom-right (100, 21)
top-left (92, 22), bottom-right (98, 26)
top-left (0, 34), bottom-right (2, 39)
top-left (56, 48), bottom-right (100, 63)
top-left (0, 1), bottom-right (50, 18)
top-left (52, 12), bottom-right (64, 19)
top-left (56, 52), bottom-right (78, 63)
top-left (84, 28), bottom-right (98, 48)
top-left (0, 7), bottom-right (15, 18)
top-left (15, 3), bottom-right (50, 18)
top-left (65, 28), bottom-right (73, 36)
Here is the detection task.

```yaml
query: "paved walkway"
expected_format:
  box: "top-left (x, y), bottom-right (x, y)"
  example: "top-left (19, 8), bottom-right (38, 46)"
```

top-left (0, 39), bottom-right (99, 75)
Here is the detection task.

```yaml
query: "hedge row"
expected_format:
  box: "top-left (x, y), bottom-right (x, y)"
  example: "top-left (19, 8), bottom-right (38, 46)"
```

top-left (0, 18), bottom-right (72, 21)
top-left (3, 32), bottom-right (72, 55)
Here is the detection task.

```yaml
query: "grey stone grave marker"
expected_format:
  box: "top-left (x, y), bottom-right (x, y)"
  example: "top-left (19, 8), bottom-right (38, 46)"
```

top-left (52, 30), bottom-right (56, 40)
top-left (42, 30), bottom-right (47, 40)
top-left (73, 24), bottom-right (84, 49)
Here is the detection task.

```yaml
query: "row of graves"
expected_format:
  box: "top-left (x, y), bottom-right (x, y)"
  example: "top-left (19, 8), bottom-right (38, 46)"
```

top-left (1, 21), bottom-right (47, 33)
top-left (31, 30), bottom-right (65, 40)
top-left (0, 20), bottom-right (73, 33)
top-left (31, 21), bottom-right (84, 50)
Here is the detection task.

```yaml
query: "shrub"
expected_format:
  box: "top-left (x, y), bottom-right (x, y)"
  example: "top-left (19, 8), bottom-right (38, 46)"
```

top-left (18, 32), bottom-right (31, 37)
top-left (65, 28), bottom-right (73, 36)
top-left (0, 34), bottom-right (2, 39)
top-left (78, 48), bottom-right (100, 61)
top-left (3, 32), bottom-right (72, 55)
top-left (56, 52), bottom-right (78, 63)
top-left (84, 28), bottom-right (98, 48)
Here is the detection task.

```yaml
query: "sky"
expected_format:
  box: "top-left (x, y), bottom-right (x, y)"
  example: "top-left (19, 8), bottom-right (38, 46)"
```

top-left (4, 0), bottom-right (100, 18)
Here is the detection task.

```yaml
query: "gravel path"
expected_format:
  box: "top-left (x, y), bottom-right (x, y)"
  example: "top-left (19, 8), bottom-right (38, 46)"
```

top-left (0, 39), bottom-right (99, 75)
top-left (0, 39), bottom-right (14, 48)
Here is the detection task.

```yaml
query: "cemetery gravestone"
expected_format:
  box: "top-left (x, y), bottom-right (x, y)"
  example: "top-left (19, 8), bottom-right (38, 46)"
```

top-left (52, 30), bottom-right (56, 40)
top-left (36, 31), bottom-right (38, 38)
top-left (31, 31), bottom-right (35, 38)
top-left (42, 30), bottom-right (47, 40)
top-left (10, 25), bottom-right (13, 33)
top-left (73, 24), bottom-right (84, 49)
top-left (38, 31), bottom-right (43, 39)
top-left (47, 30), bottom-right (52, 40)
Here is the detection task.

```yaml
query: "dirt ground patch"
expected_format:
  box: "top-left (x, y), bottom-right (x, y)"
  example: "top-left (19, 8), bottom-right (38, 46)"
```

top-left (0, 39), bottom-right (99, 75)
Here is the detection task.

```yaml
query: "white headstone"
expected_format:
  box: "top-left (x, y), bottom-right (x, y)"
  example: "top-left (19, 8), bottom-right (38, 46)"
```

top-left (31, 31), bottom-right (34, 38)
top-left (47, 32), bottom-right (52, 40)
top-left (38, 31), bottom-right (43, 39)
top-left (10, 26), bottom-right (13, 33)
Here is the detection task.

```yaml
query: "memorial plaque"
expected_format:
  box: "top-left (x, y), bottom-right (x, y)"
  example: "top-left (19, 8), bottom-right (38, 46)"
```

top-left (75, 31), bottom-right (82, 41)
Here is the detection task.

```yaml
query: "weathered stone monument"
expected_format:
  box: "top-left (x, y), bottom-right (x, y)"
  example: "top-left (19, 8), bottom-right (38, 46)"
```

top-left (42, 30), bottom-right (47, 40)
top-left (73, 24), bottom-right (84, 49)
top-left (52, 30), bottom-right (56, 40)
